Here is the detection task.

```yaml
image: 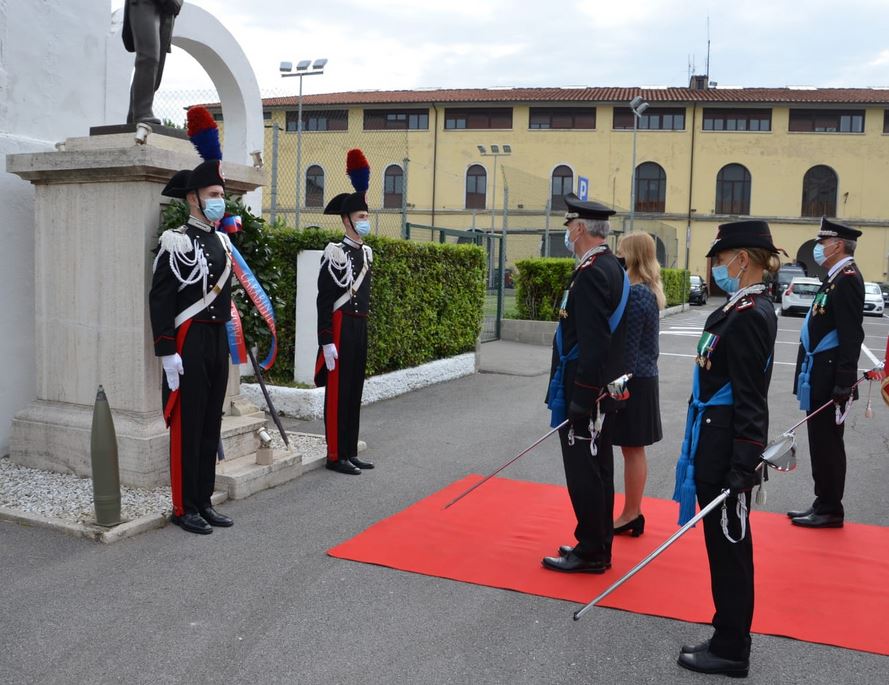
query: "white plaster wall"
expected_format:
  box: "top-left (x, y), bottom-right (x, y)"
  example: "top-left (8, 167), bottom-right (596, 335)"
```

top-left (0, 0), bottom-right (127, 456)
top-left (295, 250), bottom-right (323, 385)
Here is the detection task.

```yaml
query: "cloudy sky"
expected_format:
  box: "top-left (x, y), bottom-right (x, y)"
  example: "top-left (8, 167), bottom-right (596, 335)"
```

top-left (111, 0), bottom-right (889, 98)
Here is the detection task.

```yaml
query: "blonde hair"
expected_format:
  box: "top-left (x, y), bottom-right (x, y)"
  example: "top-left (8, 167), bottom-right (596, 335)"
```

top-left (725, 247), bottom-right (781, 276)
top-left (618, 233), bottom-right (666, 309)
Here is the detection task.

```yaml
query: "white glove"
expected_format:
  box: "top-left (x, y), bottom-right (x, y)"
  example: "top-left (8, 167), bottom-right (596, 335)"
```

top-left (161, 353), bottom-right (184, 391)
top-left (322, 344), bottom-right (338, 371)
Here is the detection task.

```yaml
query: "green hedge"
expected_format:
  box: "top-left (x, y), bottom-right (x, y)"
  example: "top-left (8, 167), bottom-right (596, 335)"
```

top-left (662, 268), bottom-right (691, 307)
top-left (267, 229), bottom-right (486, 383)
top-left (514, 258), bottom-right (690, 321)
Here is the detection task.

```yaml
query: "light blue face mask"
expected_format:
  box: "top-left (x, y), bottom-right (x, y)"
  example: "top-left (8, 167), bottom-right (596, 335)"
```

top-left (564, 227), bottom-right (575, 255)
top-left (354, 219), bottom-right (371, 237)
top-left (813, 241), bottom-right (836, 266)
top-left (201, 197), bottom-right (226, 223)
top-left (712, 252), bottom-right (742, 295)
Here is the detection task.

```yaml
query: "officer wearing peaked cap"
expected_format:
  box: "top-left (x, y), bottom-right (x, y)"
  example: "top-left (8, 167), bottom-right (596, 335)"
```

top-left (542, 194), bottom-right (629, 574)
top-left (788, 218), bottom-right (864, 529)
top-left (674, 220), bottom-right (779, 678)
top-left (315, 149), bottom-right (375, 475)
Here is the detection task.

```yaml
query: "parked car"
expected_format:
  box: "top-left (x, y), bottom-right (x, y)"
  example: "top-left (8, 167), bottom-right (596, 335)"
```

top-left (688, 274), bottom-right (709, 305)
top-left (879, 282), bottom-right (889, 306)
top-left (781, 277), bottom-right (821, 316)
top-left (863, 282), bottom-right (885, 317)
top-left (773, 263), bottom-right (807, 302)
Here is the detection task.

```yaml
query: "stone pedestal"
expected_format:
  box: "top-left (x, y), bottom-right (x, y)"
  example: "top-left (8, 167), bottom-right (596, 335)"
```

top-left (6, 131), bottom-right (266, 487)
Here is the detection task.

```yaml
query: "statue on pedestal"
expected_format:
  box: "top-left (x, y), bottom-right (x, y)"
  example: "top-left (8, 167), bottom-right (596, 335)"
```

top-left (122, 0), bottom-right (184, 124)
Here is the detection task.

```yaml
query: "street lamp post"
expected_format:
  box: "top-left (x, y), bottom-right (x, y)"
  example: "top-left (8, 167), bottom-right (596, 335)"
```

top-left (628, 95), bottom-right (649, 232)
top-left (280, 58), bottom-right (327, 229)
top-left (478, 144), bottom-right (512, 336)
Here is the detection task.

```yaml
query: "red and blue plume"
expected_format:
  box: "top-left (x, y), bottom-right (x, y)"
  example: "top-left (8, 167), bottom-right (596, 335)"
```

top-left (346, 148), bottom-right (370, 193)
top-left (186, 106), bottom-right (222, 161)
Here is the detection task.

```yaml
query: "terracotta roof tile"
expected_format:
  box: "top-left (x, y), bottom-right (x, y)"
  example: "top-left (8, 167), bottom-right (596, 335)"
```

top-left (257, 87), bottom-right (889, 108)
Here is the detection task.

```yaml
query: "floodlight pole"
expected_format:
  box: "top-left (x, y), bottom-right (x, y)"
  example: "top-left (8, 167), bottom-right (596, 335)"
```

top-left (628, 96), bottom-right (649, 233)
top-left (281, 65), bottom-right (325, 229)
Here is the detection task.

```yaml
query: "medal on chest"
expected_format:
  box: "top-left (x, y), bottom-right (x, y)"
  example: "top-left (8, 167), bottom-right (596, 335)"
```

top-left (695, 331), bottom-right (720, 370)
top-left (812, 288), bottom-right (830, 316)
top-left (559, 286), bottom-right (572, 319)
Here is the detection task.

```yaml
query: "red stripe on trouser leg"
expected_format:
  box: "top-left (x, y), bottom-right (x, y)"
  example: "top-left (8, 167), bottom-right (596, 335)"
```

top-left (162, 320), bottom-right (193, 517)
top-left (325, 310), bottom-right (343, 461)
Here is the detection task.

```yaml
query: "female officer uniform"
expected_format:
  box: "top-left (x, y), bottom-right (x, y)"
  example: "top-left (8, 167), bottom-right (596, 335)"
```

top-left (673, 220), bottom-right (779, 678)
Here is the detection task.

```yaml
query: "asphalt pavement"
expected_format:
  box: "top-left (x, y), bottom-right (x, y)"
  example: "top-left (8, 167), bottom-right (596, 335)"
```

top-left (1, 304), bottom-right (887, 684)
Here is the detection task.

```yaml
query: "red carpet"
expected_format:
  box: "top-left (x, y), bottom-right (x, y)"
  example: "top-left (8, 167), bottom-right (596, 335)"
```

top-left (328, 475), bottom-right (889, 656)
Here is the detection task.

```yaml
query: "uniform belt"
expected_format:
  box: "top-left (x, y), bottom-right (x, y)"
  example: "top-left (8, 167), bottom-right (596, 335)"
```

top-left (341, 311), bottom-right (368, 319)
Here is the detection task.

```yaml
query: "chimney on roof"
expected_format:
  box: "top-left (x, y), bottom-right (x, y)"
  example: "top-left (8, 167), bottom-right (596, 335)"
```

top-left (689, 74), bottom-right (710, 91)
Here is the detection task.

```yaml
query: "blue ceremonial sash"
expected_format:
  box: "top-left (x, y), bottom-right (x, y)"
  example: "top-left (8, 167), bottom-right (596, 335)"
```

top-left (672, 365), bottom-right (734, 525)
top-left (795, 308), bottom-right (839, 412)
top-left (547, 270), bottom-right (630, 428)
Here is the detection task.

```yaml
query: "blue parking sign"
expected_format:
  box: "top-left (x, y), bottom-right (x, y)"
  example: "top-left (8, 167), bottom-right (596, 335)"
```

top-left (577, 176), bottom-right (589, 201)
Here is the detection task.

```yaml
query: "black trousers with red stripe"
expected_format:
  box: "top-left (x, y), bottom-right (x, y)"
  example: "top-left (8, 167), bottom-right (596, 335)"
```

top-left (324, 312), bottom-right (368, 461)
top-left (162, 322), bottom-right (229, 516)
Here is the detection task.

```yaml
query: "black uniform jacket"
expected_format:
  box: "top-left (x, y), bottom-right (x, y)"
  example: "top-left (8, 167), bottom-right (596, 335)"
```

top-left (793, 261), bottom-right (865, 400)
top-left (693, 289), bottom-right (777, 485)
top-left (547, 246), bottom-right (627, 413)
top-left (149, 218), bottom-right (232, 357)
top-left (122, 0), bottom-right (182, 53)
top-left (316, 236), bottom-right (372, 346)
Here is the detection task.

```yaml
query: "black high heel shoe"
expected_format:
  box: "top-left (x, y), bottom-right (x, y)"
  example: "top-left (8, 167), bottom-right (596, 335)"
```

top-left (614, 514), bottom-right (645, 537)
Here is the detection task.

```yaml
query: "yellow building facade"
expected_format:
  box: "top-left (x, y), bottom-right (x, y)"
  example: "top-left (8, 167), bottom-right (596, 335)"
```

top-left (231, 86), bottom-right (889, 284)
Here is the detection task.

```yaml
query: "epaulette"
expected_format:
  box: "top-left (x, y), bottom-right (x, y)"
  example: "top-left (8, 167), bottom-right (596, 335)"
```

top-left (842, 265), bottom-right (857, 276)
top-left (578, 255), bottom-right (597, 271)
top-left (736, 296), bottom-right (755, 311)
top-left (321, 241), bottom-right (348, 269)
top-left (363, 244), bottom-right (374, 264)
top-left (158, 228), bottom-right (193, 255)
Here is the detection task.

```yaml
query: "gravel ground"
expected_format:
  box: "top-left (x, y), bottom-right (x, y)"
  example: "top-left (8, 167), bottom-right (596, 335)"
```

top-left (0, 431), bottom-right (326, 525)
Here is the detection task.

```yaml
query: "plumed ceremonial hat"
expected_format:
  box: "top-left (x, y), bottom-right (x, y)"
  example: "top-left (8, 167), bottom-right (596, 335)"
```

top-left (817, 217), bottom-right (862, 241)
top-left (323, 149), bottom-right (370, 216)
top-left (562, 193), bottom-right (616, 226)
top-left (161, 106), bottom-right (225, 198)
top-left (706, 220), bottom-right (782, 257)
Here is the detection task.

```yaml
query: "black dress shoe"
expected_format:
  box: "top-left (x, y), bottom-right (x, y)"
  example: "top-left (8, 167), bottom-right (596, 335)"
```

top-left (614, 514), bottom-right (645, 537)
top-left (786, 506), bottom-right (814, 519)
top-left (349, 456), bottom-right (374, 469)
top-left (171, 513), bottom-right (212, 535)
top-left (558, 545), bottom-right (574, 557)
top-left (326, 459), bottom-right (361, 475)
top-left (200, 507), bottom-right (233, 527)
top-left (681, 639), bottom-right (711, 654)
top-left (542, 552), bottom-right (611, 574)
top-left (677, 650), bottom-right (749, 678)
top-left (791, 512), bottom-right (844, 528)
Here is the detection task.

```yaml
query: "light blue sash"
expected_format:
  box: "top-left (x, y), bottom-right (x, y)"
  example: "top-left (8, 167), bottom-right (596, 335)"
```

top-left (796, 308), bottom-right (839, 412)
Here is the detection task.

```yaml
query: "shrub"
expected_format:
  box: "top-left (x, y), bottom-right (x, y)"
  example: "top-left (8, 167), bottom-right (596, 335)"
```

top-left (662, 268), bottom-right (690, 307)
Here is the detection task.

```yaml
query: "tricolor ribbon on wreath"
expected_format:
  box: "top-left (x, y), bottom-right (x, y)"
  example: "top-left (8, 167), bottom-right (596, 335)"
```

top-left (220, 213), bottom-right (278, 371)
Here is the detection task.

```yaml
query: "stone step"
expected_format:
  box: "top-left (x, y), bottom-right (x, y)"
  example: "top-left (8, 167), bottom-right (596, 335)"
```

top-left (220, 412), bottom-right (267, 462)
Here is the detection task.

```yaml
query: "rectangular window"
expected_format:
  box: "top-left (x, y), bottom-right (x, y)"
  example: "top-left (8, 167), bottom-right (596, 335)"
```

top-left (529, 107), bottom-right (596, 130)
top-left (613, 107), bottom-right (686, 130)
top-left (364, 108), bottom-right (430, 130)
top-left (884, 110), bottom-right (889, 133)
top-left (702, 108), bottom-right (772, 132)
top-left (444, 108), bottom-right (513, 130)
top-left (285, 109), bottom-right (348, 132)
top-left (789, 109), bottom-right (865, 133)
top-left (263, 110), bottom-right (272, 120)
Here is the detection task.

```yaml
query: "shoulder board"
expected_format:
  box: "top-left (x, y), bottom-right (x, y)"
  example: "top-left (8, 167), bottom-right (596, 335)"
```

top-left (158, 228), bottom-right (193, 255)
top-left (842, 265), bottom-right (857, 276)
top-left (322, 242), bottom-right (348, 268)
top-left (578, 255), bottom-right (597, 271)
top-left (735, 296), bottom-right (755, 311)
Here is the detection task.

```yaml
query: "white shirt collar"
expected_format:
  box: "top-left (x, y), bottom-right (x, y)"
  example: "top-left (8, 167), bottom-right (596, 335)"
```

top-left (577, 244), bottom-right (607, 264)
top-left (343, 234), bottom-right (363, 249)
top-left (827, 256), bottom-right (853, 279)
top-left (187, 215), bottom-right (215, 233)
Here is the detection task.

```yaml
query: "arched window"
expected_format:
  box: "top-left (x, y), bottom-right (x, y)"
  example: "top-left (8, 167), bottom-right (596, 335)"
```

top-left (715, 163), bottom-right (751, 215)
top-left (635, 162), bottom-right (666, 213)
top-left (305, 165), bottom-right (324, 208)
top-left (550, 165), bottom-right (573, 211)
top-left (383, 165), bottom-right (403, 209)
top-left (801, 165), bottom-right (838, 217)
top-left (465, 164), bottom-right (487, 209)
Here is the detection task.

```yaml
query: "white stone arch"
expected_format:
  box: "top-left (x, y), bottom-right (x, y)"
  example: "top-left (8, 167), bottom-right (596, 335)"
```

top-left (106, 4), bottom-right (264, 211)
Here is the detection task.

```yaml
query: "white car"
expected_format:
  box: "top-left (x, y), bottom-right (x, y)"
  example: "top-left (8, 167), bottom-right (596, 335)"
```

top-left (781, 277), bottom-right (822, 316)
top-left (864, 282), bottom-right (885, 317)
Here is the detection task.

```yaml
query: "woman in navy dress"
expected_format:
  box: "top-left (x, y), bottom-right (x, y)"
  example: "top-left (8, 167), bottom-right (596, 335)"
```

top-left (609, 233), bottom-right (664, 536)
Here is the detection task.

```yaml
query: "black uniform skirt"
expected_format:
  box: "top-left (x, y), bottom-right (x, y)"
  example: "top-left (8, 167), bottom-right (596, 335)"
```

top-left (609, 375), bottom-right (663, 447)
